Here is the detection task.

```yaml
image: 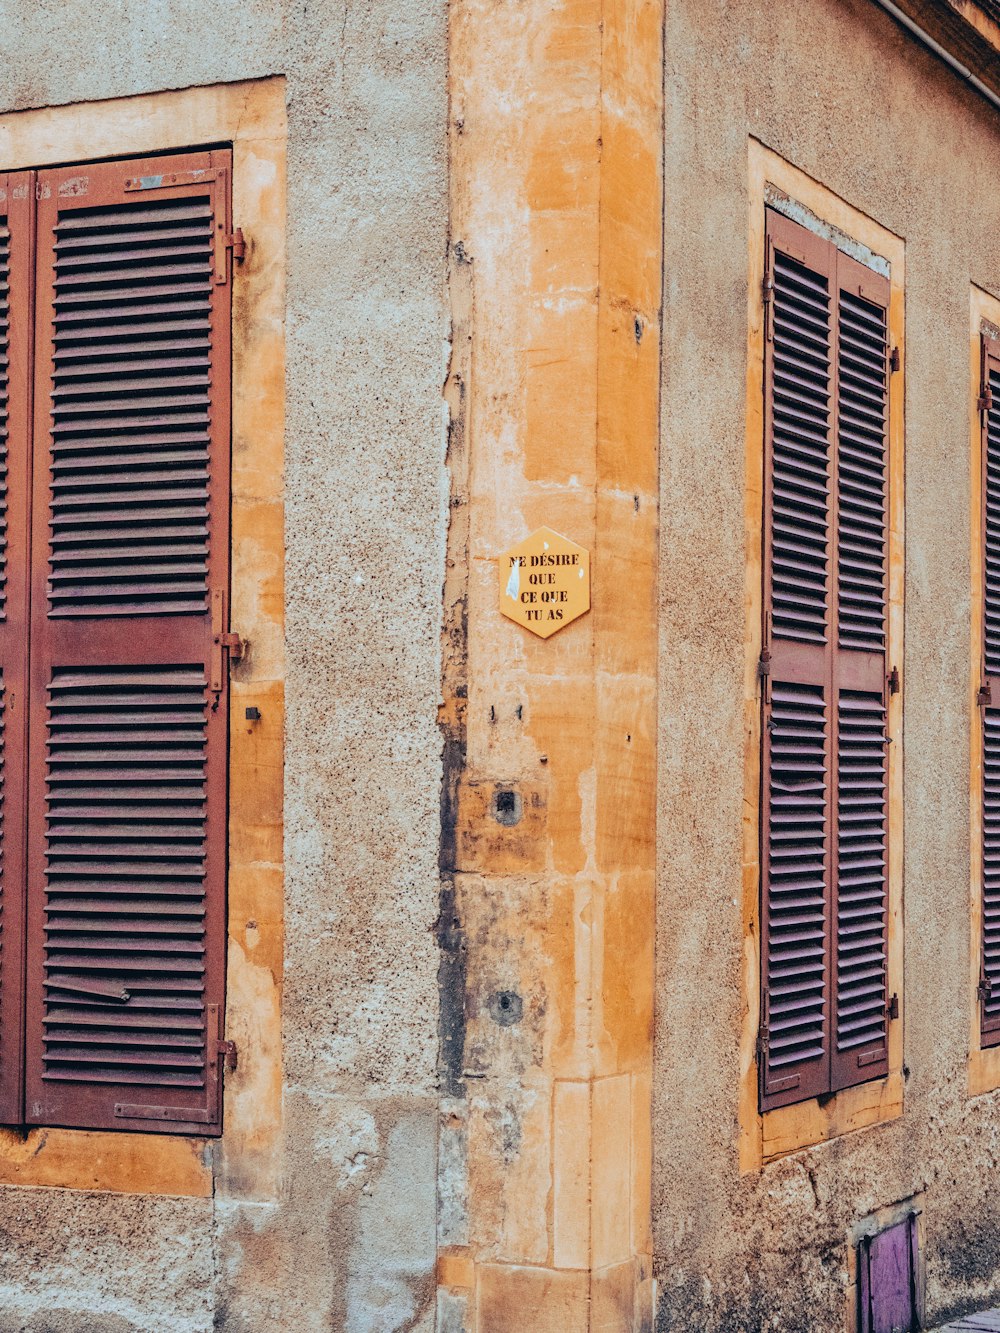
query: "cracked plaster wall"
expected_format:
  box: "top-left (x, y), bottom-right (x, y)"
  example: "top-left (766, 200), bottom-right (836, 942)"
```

top-left (0, 3), bottom-right (447, 1330)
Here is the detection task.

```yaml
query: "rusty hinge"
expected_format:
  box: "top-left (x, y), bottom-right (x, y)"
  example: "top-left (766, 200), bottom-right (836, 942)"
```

top-left (979, 977), bottom-right (993, 1004)
top-left (227, 228), bottom-right (246, 263)
top-left (887, 665), bottom-right (900, 696)
top-left (886, 993), bottom-right (899, 1021)
top-left (758, 647), bottom-right (772, 705)
top-left (217, 631), bottom-right (245, 660)
top-left (980, 681), bottom-right (994, 708)
top-left (207, 1002), bottom-right (238, 1073)
top-left (763, 270), bottom-right (775, 343)
top-left (210, 588), bottom-right (246, 703)
top-left (888, 346), bottom-right (900, 373)
top-left (980, 384), bottom-right (995, 414)
top-left (755, 1025), bottom-right (769, 1100)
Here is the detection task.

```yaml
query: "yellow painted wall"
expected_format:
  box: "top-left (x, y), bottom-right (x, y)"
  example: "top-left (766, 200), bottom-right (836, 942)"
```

top-left (442, 0), bottom-right (663, 1326)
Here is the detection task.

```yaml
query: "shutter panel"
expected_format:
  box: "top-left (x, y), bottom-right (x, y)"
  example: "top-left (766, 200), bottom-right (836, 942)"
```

top-left (980, 342), bottom-right (1000, 1044)
top-left (830, 255), bottom-right (890, 1091)
top-left (0, 174), bottom-right (34, 1124)
top-left (760, 213), bottom-right (892, 1110)
top-left (23, 153), bottom-right (232, 1134)
top-left (760, 211), bottom-right (835, 1110)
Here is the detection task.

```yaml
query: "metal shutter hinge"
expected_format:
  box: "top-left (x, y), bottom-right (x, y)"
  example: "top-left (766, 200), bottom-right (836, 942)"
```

top-left (886, 993), bottom-right (899, 1020)
top-left (207, 1006), bottom-right (237, 1073)
top-left (888, 346), bottom-right (900, 373)
top-left (216, 631), bottom-right (245, 661)
top-left (211, 631), bottom-right (246, 707)
top-left (980, 681), bottom-right (993, 707)
top-left (227, 228), bottom-right (246, 263)
top-left (758, 648), bottom-right (772, 704)
top-left (979, 978), bottom-right (993, 1003)
top-left (980, 385), bottom-right (994, 414)
top-left (887, 665), bottom-right (900, 695)
top-left (763, 270), bottom-right (775, 342)
top-left (210, 589), bottom-right (247, 703)
top-left (218, 1038), bottom-right (238, 1072)
top-left (755, 1026), bottom-right (769, 1102)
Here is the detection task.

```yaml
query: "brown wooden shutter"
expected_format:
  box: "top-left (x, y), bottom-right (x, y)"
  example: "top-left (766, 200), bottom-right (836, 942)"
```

top-left (0, 174), bottom-right (35, 1124)
top-left (23, 152), bottom-right (233, 1134)
top-left (980, 339), bottom-right (1000, 1044)
top-left (830, 253), bottom-right (890, 1092)
top-left (760, 211), bottom-right (891, 1110)
top-left (760, 211), bottom-right (836, 1110)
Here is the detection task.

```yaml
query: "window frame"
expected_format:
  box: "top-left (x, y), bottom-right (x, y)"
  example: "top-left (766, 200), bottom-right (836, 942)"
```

top-left (740, 139), bottom-right (905, 1171)
top-left (0, 78), bottom-right (285, 1197)
top-left (759, 209), bottom-right (893, 1111)
top-left (969, 288), bottom-right (1000, 1097)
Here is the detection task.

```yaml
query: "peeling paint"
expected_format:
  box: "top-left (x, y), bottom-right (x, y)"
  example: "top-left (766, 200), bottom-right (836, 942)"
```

top-left (765, 183), bottom-right (892, 276)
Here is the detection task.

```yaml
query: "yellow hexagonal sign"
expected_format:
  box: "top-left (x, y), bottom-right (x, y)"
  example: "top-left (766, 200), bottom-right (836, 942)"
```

top-left (498, 526), bottom-right (590, 639)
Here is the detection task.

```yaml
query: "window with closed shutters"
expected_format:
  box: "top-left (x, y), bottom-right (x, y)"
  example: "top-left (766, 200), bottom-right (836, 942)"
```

top-left (759, 208), bottom-right (894, 1112)
top-left (0, 151), bottom-right (235, 1136)
top-left (978, 336), bottom-right (1000, 1046)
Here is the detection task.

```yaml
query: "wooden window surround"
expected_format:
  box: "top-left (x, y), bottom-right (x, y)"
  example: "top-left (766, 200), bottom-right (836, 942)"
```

top-left (969, 287), bottom-right (1000, 1097)
top-left (741, 141), bottom-right (904, 1171)
top-left (0, 79), bottom-right (284, 1197)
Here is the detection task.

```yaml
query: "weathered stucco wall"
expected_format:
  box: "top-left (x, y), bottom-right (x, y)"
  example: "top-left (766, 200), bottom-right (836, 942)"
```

top-left (656, 0), bottom-right (1000, 1328)
top-left (0, 5), bottom-right (447, 1331)
top-left (10, 1), bottom-right (1000, 1329)
top-left (439, 0), bottom-right (662, 1326)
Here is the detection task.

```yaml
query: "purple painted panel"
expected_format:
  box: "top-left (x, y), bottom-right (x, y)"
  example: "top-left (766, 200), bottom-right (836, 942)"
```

top-left (859, 1214), bottom-right (919, 1333)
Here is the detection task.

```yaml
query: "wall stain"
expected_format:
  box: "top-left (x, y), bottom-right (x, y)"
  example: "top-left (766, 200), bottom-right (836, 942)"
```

top-left (438, 240), bottom-right (473, 1100)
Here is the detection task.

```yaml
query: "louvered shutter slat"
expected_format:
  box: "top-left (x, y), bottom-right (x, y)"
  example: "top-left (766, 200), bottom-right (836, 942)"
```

top-left (0, 176), bottom-right (35, 1124)
top-left (833, 691), bottom-right (888, 1057)
top-left (769, 245), bottom-right (832, 646)
top-left (763, 682), bottom-right (829, 1087)
top-left (985, 701), bottom-right (1000, 1027)
top-left (24, 153), bottom-right (231, 1136)
top-left (0, 221), bottom-right (8, 620)
top-left (836, 290), bottom-right (888, 655)
top-left (761, 214), bottom-right (892, 1110)
top-left (831, 255), bottom-right (890, 1092)
top-left (982, 355), bottom-right (1000, 1041)
top-left (760, 213), bottom-right (835, 1110)
top-left (0, 217), bottom-right (7, 1110)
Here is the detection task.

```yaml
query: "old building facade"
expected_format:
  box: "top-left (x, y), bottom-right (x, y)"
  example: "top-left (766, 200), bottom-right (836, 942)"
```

top-left (1, 0), bottom-right (1000, 1330)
